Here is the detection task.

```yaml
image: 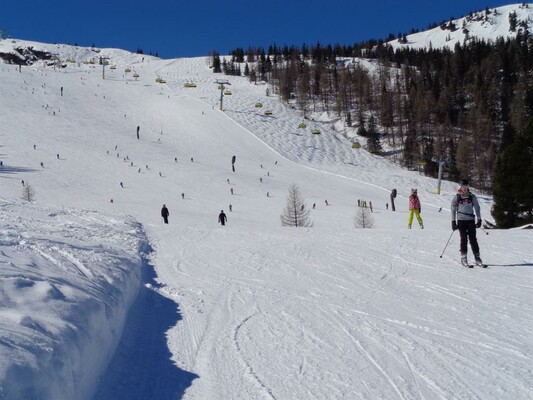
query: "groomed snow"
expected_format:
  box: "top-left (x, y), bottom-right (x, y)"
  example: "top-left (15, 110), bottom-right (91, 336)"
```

top-left (1, 20), bottom-right (532, 400)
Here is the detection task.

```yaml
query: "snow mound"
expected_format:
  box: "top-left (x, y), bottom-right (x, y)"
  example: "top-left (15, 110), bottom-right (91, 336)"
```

top-left (0, 202), bottom-right (144, 400)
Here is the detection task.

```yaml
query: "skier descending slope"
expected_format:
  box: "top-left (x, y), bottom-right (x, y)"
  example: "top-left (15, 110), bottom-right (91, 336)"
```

top-left (451, 180), bottom-right (484, 267)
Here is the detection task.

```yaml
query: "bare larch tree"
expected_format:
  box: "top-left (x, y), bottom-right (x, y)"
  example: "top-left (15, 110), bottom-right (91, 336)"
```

top-left (354, 206), bottom-right (374, 228)
top-left (22, 183), bottom-right (36, 202)
top-left (280, 184), bottom-right (312, 227)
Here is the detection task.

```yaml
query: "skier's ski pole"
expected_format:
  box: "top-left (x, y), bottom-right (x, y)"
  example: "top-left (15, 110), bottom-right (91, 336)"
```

top-left (480, 226), bottom-right (489, 235)
top-left (439, 230), bottom-right (455, 258)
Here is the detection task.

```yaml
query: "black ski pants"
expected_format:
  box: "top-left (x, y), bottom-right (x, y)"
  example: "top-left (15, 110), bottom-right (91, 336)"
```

top-left (458, 219), bottom-right (479, 255)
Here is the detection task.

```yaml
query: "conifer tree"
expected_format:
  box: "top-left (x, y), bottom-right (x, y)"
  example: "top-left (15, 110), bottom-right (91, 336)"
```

top-left (367, 115), bottom-right (382, 154)
top-left (492, 119), bottom-right (533, 227)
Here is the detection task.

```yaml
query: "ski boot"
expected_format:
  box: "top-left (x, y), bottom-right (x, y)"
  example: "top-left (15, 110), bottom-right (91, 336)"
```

top-left (461, 253), bottom-right (472, 268)
top-left (474, 254), bottom-right (483, 266)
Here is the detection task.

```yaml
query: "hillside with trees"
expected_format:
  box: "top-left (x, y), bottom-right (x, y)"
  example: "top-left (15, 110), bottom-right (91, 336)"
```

top-left (211, 6), bottom-right (533, 227)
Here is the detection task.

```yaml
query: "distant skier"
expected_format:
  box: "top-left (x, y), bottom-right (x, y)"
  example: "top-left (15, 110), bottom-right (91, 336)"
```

top-left (120, 182), bottom-right (124, 188)
top-left (230, 188), bottom-right (234, 195)
top-left (369, 201), bottom-right (373, 213)
top-left (181, 193), bottom-right (185, 199)
top-left (218, 210), bottom-right (227, 226)
top-left (161, 204), bottom-right (169, 224)
top-left (312, 203), bottom-right (316, 210)
top-left (451, 180), bottom-right (483, 266)
top-left (407, 189), bottom-right (424, 229)
top-left (60, 86), bottom-right (63, 97)
top-left (229, 204), bottom-right (232, 212)
top-left (136, 125), bottom-right (140, 140)
top-left (325, 200), bottom-right (329, 206)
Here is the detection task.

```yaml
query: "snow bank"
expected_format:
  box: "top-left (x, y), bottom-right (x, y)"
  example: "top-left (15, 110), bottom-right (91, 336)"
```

top-left (0, 202), bottom-right (143, 400)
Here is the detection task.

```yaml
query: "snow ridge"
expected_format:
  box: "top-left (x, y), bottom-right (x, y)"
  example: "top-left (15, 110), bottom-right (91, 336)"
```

top-left (0, 203), bottom-right (143, 400)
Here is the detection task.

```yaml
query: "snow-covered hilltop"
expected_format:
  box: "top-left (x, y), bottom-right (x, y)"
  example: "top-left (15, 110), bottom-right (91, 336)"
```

top-left (388, 3), bottom-right (533, 50)
top-left (1, 16), bottom-right (532, 400)
top-left (0, 38), bottom-right (156, 67)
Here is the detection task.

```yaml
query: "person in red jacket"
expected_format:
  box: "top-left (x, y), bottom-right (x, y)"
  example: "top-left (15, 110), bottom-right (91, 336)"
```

top-left (407, 189), bottom-right (424, 229)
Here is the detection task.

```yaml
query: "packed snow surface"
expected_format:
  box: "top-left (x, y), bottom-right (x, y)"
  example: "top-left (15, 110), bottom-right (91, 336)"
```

top-left (1, 23), bottom-right (532, 400)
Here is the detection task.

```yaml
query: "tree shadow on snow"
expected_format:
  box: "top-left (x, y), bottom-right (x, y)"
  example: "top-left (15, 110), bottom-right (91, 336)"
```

top-left (93, 242), bottom-right (197, 400)
top-left (488, 262), bottom-right (533, 268)
top-left (0, 165), bottom-right (38, 176)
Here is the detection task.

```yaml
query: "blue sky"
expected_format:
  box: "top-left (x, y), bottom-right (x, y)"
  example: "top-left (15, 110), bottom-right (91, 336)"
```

top-left (2, 1), bottom-right (512, 58)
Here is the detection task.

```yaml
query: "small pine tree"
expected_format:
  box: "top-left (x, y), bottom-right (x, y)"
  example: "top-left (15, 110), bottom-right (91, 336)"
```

top-left (280, 184), bottom-right (312, 227)
top-left (22, 183), bottom-right (35, 202)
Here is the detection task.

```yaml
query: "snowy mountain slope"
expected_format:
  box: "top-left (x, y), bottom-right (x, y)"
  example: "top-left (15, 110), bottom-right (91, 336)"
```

top-left (388, 3), bottom-right (533, 51)
top-left (0, 37), bottom-right (532, 400)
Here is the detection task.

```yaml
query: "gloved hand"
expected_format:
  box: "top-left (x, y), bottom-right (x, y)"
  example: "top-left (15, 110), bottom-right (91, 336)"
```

top-left (476, 219), bottom-right (482, 228)
top-left (452, 221), bottom-right (457, 231)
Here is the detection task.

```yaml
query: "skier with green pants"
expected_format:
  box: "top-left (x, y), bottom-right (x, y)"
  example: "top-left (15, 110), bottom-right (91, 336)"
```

top-left (408, 189), bottom-right (424, 229)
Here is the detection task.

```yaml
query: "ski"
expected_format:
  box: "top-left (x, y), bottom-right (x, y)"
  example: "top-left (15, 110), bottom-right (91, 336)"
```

top-left (458, 261), bottom-right (487, 269)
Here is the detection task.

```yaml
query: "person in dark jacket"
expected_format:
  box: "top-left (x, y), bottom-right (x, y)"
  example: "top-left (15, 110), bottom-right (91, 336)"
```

top-left (161, 204), bottom-right (169, 224)
top-left (451, 180), bottom-right (482, 266)
top-left (218, 210), bottom-right (227, 226)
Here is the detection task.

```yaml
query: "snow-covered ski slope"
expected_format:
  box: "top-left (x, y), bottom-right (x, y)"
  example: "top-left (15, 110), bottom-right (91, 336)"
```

top-left (0, 37), bottom-right (532, 400)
